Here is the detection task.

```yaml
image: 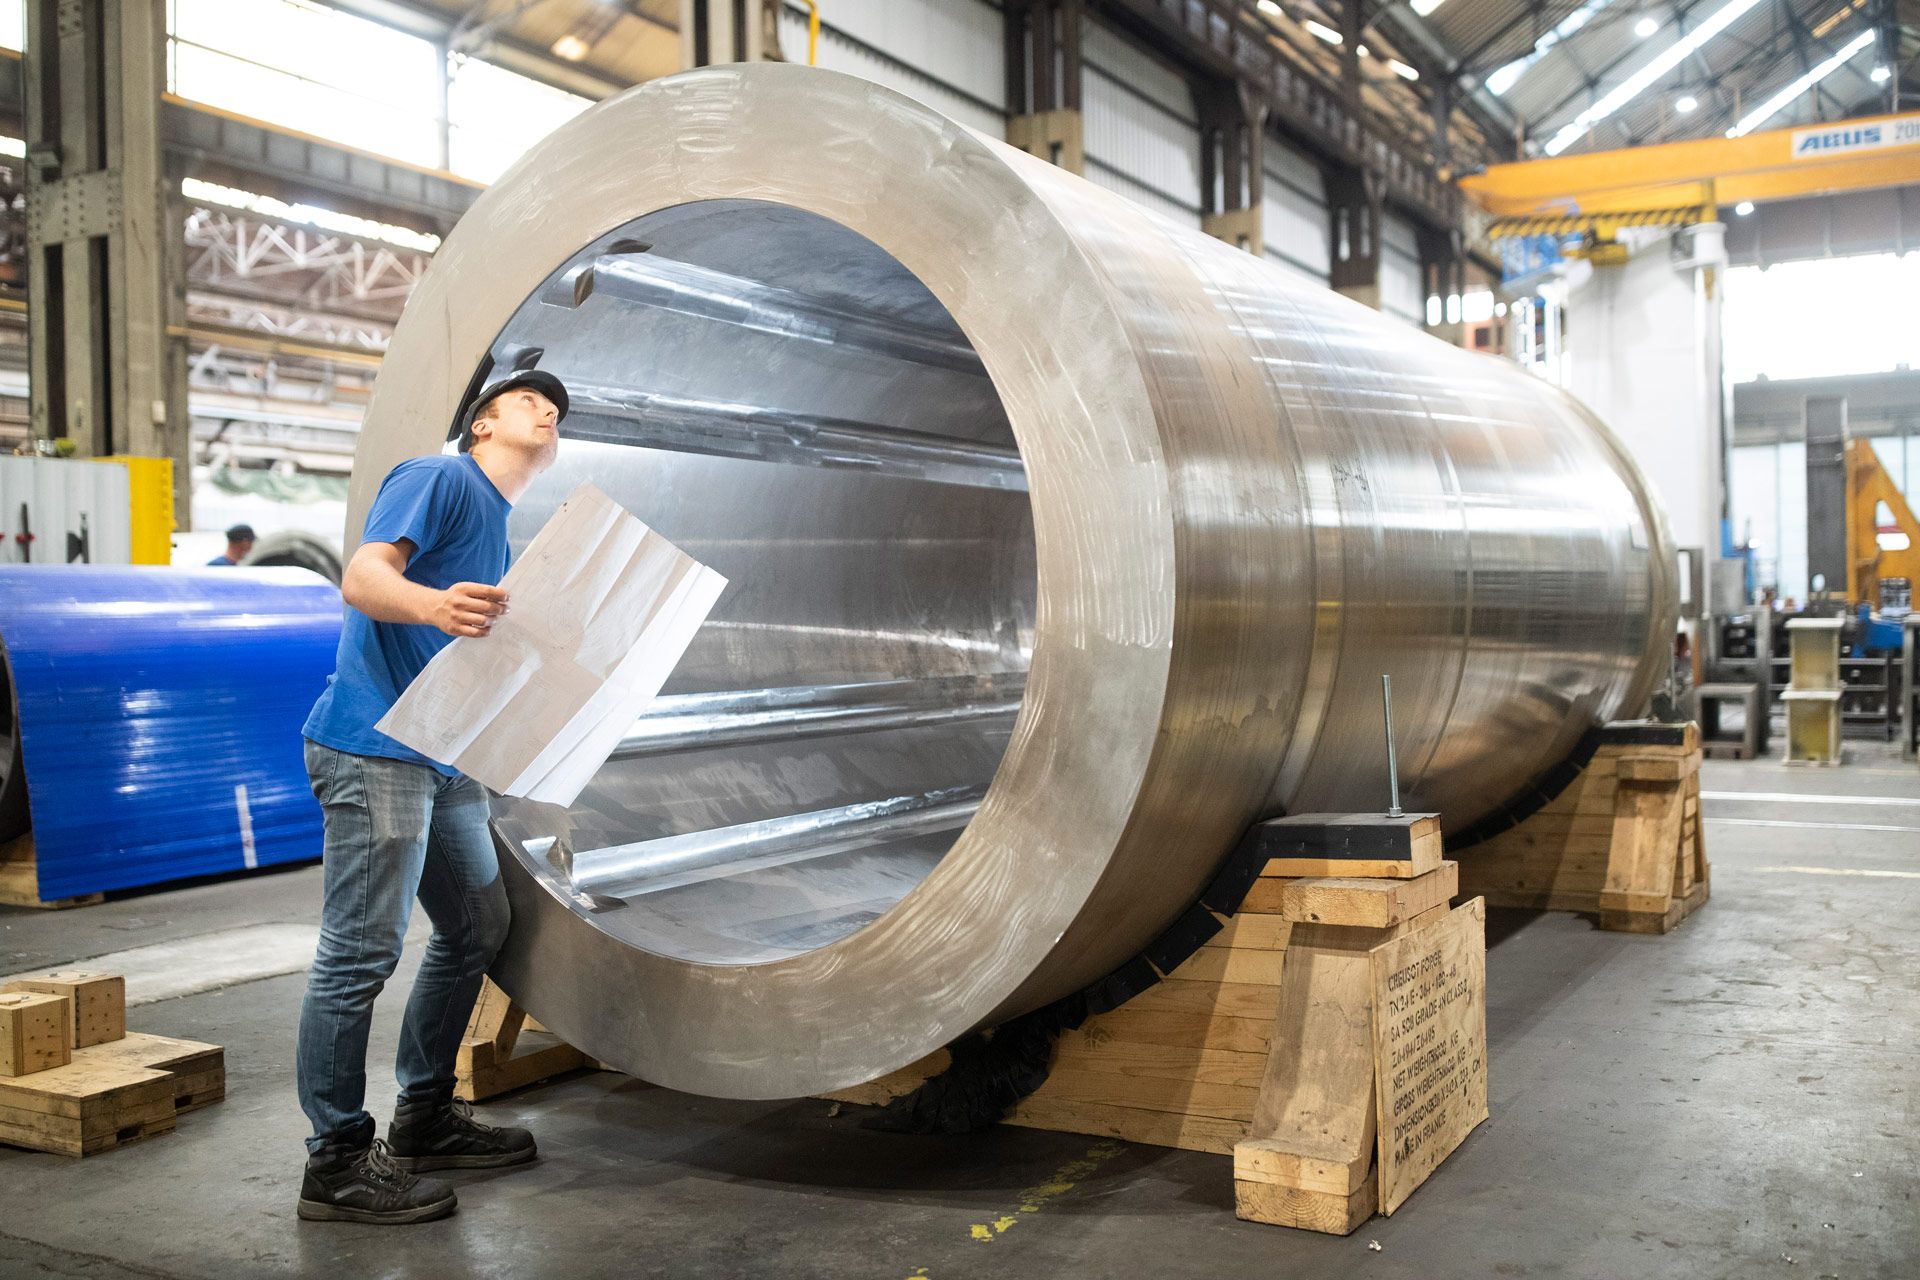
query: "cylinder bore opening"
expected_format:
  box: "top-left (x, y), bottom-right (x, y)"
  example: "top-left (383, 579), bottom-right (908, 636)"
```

top-left (484, 200), bottom-right (1035, 966)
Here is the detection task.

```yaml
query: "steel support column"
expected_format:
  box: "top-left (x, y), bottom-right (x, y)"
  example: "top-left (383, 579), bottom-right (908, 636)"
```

top-left (681, 0), bottom-right (778, 67)
top-left (1326, 163), bottom-right (1383, 310)
top-left (1417, 222), bottom-right (1464, 344)
top-left (1197, 79), bottom-right (1265, 253)
top-left (1004, 0), bottom-right (1083, 173)
top-left (24, 0), bottom-right (189, 526)
top-left (1805, 395), bottom-right (1850, 599)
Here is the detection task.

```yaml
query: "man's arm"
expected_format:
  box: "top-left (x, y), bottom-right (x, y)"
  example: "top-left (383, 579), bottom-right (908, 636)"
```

top-left (341, 540), bottom-right (507, 638)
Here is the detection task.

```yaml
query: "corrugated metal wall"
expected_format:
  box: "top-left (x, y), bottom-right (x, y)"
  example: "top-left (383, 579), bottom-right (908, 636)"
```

top-left (1080, 20), bottom-right (1202, 228)
top-left (1380, 211), bottom-right (1425, 325)
top-left (1261, 135), bottom-right (1329, 285)
top-left (777, 0), bottom-right (1005, 138)
top-left (769, 2), bottom-right (1443, 322)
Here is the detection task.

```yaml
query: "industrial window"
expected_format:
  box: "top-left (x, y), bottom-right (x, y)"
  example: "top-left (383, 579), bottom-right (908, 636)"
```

top-left (163, 1), bottom-right (594, 184)
top-left (0, 1), bottom-right (19, 51)
top-left (446, 54), bottom-right (591, 184)
top-left (167, 0), bottom-right (443, 168)
top-left (1723, 253), bottom-right (1920, 384)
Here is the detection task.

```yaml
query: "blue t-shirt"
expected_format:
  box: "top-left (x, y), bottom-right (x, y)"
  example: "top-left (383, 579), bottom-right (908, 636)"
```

top-left (303, 453), bottom-right (511, 775)
top-left (206, 554), bottom-right (237, 566)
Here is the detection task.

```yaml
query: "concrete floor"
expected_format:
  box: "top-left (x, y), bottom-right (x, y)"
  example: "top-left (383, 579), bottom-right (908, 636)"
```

top-left (1, 753), bottom-right (1915, 1279)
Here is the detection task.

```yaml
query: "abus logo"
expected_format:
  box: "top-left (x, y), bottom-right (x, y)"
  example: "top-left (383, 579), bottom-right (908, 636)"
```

top-left (1794, 124), bottom-right (1883, 154)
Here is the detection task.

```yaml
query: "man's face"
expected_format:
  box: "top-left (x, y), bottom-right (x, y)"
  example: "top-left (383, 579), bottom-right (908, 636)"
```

top-left (474, 388), bottom-right (561, 468)
top-left (233, 538), bottom-right (255, 557)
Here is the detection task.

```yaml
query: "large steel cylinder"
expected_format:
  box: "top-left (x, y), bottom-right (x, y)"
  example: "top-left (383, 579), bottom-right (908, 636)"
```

top-left (346, 65), bottom-right (1677, 1099)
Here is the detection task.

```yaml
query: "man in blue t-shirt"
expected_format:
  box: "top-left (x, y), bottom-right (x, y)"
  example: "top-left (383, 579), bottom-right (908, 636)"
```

top-left (206, 523), bottom-right (255, 565)
top-left (294, 370), bottom-right (568, 1226)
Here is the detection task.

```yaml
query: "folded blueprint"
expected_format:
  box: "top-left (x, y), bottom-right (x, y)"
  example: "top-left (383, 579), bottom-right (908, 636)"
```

top-left (376, 482), bottom-right (727, 805)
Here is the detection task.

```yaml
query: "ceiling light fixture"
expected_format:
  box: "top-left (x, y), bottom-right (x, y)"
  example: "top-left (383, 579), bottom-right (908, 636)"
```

top-left (1734, 200), bottom-right (1755, 215)
top-left (1390, 58), bottom-right (1421, 80)
top-left (1485, 0), bottom-right (1616, 96)
top-left (1675, 94), bottom-right (1698, 112)
top-left (548, 1), bottom-right (624, 64)
top-left (1871, 64), bottom-right (1892, 83)
top-left (1726, 28), bottom-right (1875, 137)
top-left (1305, 18), bottom-right (1343, 44)
top-left (1543, 0), bottom-right (1766, 155)
top-left (1634, 16), bottom-right (1659, 37)
top-left (1257, 0), bottom-right (1282, 16)
top-left (1410, 0), bottom-right (1447, 15)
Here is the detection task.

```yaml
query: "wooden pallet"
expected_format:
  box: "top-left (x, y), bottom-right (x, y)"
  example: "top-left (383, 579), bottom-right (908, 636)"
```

top-left (456, 978), bottom-right (596, 1103)
top-left (1456, 723), bottom-right (1710, 935)
top-left (0, 968), bottom-right (225, 1156)
top-left (826, 817), bottom-right (1489, 1235)
top-left (0, 834), bottom-right (103, 910)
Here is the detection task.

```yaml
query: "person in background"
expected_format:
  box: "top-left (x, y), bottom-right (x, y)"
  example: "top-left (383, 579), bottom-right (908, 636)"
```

top-left (207, 524), bottom-right (256, 566)
top-left (294, 370), bottom-right (568, 1226)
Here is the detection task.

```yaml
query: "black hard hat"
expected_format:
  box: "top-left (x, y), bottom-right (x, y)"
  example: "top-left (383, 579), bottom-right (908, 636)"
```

top-left (225, 524), bottom-right (256, 542)
top-left (459, 370), bottom-right (571, 450)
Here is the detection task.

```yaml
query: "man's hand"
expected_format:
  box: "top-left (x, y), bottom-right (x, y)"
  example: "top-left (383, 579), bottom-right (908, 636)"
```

top-left (432, 582), bottom-right (509, 638)
top-left (342, 541), bottom-right (508, 636)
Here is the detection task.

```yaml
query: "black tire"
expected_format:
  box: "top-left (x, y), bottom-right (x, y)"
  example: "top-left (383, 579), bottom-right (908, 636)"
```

top-left (240, 531), bottom-right (344, 585)
top-left (0, 641), bottom-right (28, 841)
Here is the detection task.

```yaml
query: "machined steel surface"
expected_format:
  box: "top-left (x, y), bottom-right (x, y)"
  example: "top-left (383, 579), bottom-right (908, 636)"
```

top-left (346, 65), bottom-right (1677, 1099)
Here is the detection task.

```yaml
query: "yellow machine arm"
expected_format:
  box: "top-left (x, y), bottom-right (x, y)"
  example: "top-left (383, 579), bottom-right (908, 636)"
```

top-left (1847, 439), bottom-right (1920, 608)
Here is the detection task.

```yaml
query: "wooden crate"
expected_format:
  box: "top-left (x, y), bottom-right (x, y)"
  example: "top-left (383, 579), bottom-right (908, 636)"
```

top-left (0, 991), bottom-right (70, 1076)
top-left (1456, 724), bottom-right (1710, 934)
top-left (3, 972), bottom-right (127, 1048)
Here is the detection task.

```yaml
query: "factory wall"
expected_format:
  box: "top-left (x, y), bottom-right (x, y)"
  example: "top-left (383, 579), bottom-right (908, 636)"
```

top-left (1262, 135), bottom-right (1331, 285)
top-left (1562, 233), bottom-right (1724, 568)
top-left (777, 0), bottom-right (1006, 138)
top-left (1380, 211), bottom-right (1424, 325)
top-left (1080, 19), bottom-right (1204, 228)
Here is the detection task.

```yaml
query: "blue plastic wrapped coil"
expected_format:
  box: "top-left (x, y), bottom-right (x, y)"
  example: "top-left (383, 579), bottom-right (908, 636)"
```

top-left (0, 565), bottom-right (343, 900)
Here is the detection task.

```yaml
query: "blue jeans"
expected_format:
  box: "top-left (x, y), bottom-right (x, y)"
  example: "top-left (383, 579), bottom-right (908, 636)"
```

top-left (296, 741), bottom-right (510, 1153)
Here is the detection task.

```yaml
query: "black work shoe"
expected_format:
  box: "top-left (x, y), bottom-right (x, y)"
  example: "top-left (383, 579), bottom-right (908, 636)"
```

top-left (297, 1137), bottom-right (457, 1224)
top-left (388, 1093), bottom-right (537, 1172)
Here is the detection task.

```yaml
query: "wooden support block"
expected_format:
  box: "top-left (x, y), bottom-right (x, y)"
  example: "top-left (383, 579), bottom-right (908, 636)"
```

top-left (3, 972), bottom-right (126, 1048)
top-left (456, 1034), bottom-right (592, 1103)
top-left (79, 1033), bottom-right (226, 1114)
top-left (0, 837), bottom-right (103, 910)
top-left (0, 1054), bottom-right (177, 1155)
top-left (1615, 753), bottom-right (1699, 783)
top-left (1235, 1135), bottom-right (1371, 1196)
top-left (817, 1052), bottom-right (946, 1107)
top-left (1598, 779), bottom-right (1685, 919)
top-left (1287, 902), bottom-right (1449, 952)
top-left (1370, 900), bottom-right (1488, 1215)
top-left (453, 976), bottom-right (602, 1103)
top-left (1235, 1161), bottom-right (1379, 1234)
top-left (1205, 913), bottom-right (1292, 952)
top-left (1011, 1094), bottom-right (1250, 1155)
top-left (1255, 862), bottom-right (1458, 927)
top-left (1245, 812), bottom-right (1444, 880)
top-left (1461, 724), bottom-right (1709, 934)
top-left (0, 992), bottom-right (71, 1076)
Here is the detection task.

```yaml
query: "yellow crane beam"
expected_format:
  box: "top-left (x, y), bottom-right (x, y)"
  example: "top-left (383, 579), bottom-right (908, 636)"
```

top-left (1461, 111), bottom-right (1920, 219)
